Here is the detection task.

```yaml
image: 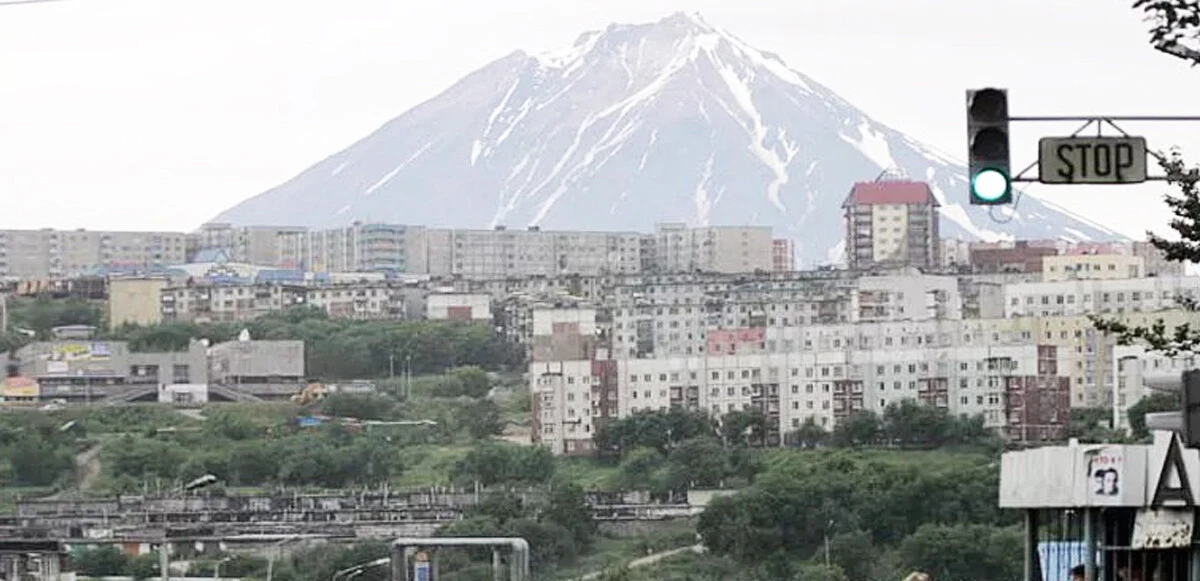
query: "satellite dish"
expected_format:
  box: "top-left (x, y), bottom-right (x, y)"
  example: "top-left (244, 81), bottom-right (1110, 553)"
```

top-left (237, 329), bottom-right (251, 342)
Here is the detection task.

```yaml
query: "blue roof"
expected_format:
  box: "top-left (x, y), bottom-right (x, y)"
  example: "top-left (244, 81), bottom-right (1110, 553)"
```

top-left (191, 249), bottom-right (231, 264)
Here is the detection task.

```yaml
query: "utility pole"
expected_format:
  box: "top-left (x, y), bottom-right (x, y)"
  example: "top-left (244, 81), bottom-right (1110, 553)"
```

top-left (405, 354), bottom-right (412, 400)
top-left (389, 354), bottom-right (395, 379)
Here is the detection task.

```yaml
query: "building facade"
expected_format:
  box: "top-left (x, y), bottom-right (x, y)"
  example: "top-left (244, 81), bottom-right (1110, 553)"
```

top-left (0, 229), bottom-right (187, 279)
top-left (842, 180), bottom-right (940, 271)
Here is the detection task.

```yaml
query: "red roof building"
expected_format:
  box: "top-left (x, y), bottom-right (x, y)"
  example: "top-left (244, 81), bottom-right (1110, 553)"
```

top-left (842, 180), bottom-right (940, 270)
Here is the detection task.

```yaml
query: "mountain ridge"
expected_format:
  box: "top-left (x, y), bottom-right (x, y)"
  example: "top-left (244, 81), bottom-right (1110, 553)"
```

top-left (211, 11), bottom-right (1126, 265)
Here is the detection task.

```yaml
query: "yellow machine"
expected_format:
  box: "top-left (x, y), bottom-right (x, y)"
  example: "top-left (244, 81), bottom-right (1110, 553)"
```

top-left (291, 382), bottom-right (327, 405)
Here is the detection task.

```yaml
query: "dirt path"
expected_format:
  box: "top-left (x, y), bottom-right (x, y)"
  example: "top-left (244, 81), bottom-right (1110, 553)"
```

top-left (575, 544), bottom-right (704, 581)
top-left (44, 443), bottom-right (104, 499)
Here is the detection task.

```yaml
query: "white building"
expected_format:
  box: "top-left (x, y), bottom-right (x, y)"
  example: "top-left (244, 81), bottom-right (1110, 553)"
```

top-left (1002, 276), bottom-right (1200, 318)
top-left (426, 293), bottom-right (491, 322)
top-left (530, 312), bottom-right (1072, 455)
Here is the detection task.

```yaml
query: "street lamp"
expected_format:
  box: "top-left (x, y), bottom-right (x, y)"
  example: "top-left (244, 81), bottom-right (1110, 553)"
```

top-left (212, 556), bottom-right (232, 581)
top-left (331, 557), bottom-right (390, 581)
top-left (265, 535), bottom-right (304, 581)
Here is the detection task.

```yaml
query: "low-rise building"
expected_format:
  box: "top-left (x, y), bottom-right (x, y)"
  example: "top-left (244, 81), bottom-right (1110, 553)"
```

top-left (208, 339), bottom-right (304, 385)
top-left (426, 293), bottom-right (491, 322)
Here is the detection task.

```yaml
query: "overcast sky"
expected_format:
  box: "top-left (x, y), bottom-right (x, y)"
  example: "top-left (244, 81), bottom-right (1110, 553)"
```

top-left (1, 0), bottom-right (1197, 239)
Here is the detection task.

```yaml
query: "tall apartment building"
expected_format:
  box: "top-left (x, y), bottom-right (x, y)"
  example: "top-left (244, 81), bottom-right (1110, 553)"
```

top-left (189, 223), bottom-right (305, 266)
top-left (772, 239), bottom-right (796, 272)
top-left (278, 222), bottom-right (428, 273)
top-left (423, 226), bottom-right (647, 278)
top-left (0, 229), bottom-right (188, 279)
top-left (843, 180), bottom-right (940, 271)
top-left (650, 224), bottom-right (775, 274)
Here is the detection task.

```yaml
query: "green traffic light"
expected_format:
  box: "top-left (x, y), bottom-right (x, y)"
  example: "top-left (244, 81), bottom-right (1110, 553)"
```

top-left (971, 168), bottom-right (1010, 202)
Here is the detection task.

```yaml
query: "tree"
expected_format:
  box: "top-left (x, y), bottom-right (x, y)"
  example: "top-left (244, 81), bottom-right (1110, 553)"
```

top-left (541, 481), bottom-right (597, 549)
top-left (1133, 0), bottom-right (1200, 65)
top-left (463, 399), bottom-right (507, 440)
top-left (1128, 391), bottom-right (1181, 439)
top-left (786, 418), bottom-right (828, 448)
top-left (593, 408), bottom-right (718, 457)
top-left (829, 411), bottom-right (880, 448)
top-left (451, 443), bottom-right (556, 486)
top-left (893, 524), bottom-right (1022, 581)
top-left (72, 546), bottom-right (129, 577)
top-left (1092, 153), bottom-right (1200, 352)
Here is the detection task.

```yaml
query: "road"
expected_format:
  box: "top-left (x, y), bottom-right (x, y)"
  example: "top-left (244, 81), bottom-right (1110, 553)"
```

top-left (574, 544), bottom-right (704, 581)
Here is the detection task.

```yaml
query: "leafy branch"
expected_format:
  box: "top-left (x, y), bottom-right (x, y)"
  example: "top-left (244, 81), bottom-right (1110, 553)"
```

top-left (1091, 151), bottom-right (1200, 355)
top-left (1134, 0), bottom-right (1200, 65)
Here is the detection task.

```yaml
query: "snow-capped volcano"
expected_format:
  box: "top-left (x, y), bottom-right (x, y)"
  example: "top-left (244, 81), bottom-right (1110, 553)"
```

top-left (212, 12), bottom-right (1125, 265)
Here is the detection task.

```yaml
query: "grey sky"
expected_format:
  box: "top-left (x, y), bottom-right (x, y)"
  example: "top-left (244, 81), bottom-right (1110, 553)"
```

top-left (1, 0), bottom-right (1196, 238)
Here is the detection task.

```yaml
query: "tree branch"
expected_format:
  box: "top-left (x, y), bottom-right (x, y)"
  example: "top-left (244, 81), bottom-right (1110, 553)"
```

top-left (1134, 0), bottom-right (1200, 66)
top-left (1092, 150), bottom-right (1200, 355)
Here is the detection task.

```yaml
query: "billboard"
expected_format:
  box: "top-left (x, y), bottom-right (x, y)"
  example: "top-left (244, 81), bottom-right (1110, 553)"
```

top-left (1, 376), bottom-right (40, 399)
top-left (49, 342), bottom-right (111, 362)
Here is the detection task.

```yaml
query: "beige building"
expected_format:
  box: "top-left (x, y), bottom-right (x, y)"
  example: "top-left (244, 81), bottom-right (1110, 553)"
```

top-left (107, 277), bottom-right (170, 329)
top-left (842, 180), bottom-right (940, 271)
top-left (189, 223), bottom-right (305, 266)
top-left (279, 222), bottom-right (428, 273)
top-left (0, 229), bottom-right (187, 279)
top-left (650, 224), bottom-right (775, 274)
top-left (1042, 253), bottom-right (1145, 282)
top-left (423, 226), bottom-right (646, 278)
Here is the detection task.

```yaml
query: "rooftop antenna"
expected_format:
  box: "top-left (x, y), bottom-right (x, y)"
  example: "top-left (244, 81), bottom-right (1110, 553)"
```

top-left (874, 167), bottom-right (909, 182)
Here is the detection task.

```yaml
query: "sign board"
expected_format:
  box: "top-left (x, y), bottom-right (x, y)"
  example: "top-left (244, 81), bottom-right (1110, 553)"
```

top-left (1, 376), bottom-right (39, 399)
top-left (1132, 508), bottom-right (1195, 549)
top-left (413, 551), bottom-right (431, 581)
top-left (1038, 136), bottom-right (1148, 184)
top-left (1085, 446), bottom-right (1125, 504)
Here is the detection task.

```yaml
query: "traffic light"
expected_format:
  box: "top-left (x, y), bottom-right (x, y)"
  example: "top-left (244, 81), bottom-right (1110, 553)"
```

top-left (966, 88), bottom-right (1012, 205)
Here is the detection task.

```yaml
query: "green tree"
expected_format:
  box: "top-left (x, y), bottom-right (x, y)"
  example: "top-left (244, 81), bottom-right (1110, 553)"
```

top-left (320, 393), bottom-right (396, 421)
top-left (786, 418), bottom-right (828, 448)
top-left (124, 552), bottom-right (162, 581)
top-left (541, 481), bottom-right (597, 549)
top-left (9, 435), bottom-right (74, 486)
top-left (594, 408), bottom-right (718, 456)
top-left (663, 437), bottom-right (730, 489)
top-left (452, 442), bottom-right (555, 486)
top-left (893, 524), bottom-right (1022, 581)
top-left (829, 411), bottom-right (880, 448)
top-left (71, 545), bottom-right (129, 577)
top-left (1128, 392), bottom-right (1181, 439)
top-left (721, 410), bottom-right (771, 447)
top-left (463, 399), bottom-right (507, 440)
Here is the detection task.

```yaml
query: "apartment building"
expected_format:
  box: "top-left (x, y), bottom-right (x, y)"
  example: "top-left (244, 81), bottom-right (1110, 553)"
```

top-left (650, 223), bottom-right (775, 274)
top-left (278, 222), bottom-right (428, 273)
top-left (190, 223), bottom-right (304, 266)
top-left (422, 226), bottom-right (647, 278)
top-left (530, 311), bottom-right (1072, 454)
top-left (0, 229), bottom-right (188, 279)
top-left (772, 239), bottom-right (796, 272)
top-left (1002, 275), bottom-right (1200, 318)
top-left (1042, 252), bottom-right (1145, 282)
top-left (842, 180), bottom-right (940, 271)
top-left (160, 281), bottom-right (415, 323)
top-left (607, 270), bottom-right (961, 359)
